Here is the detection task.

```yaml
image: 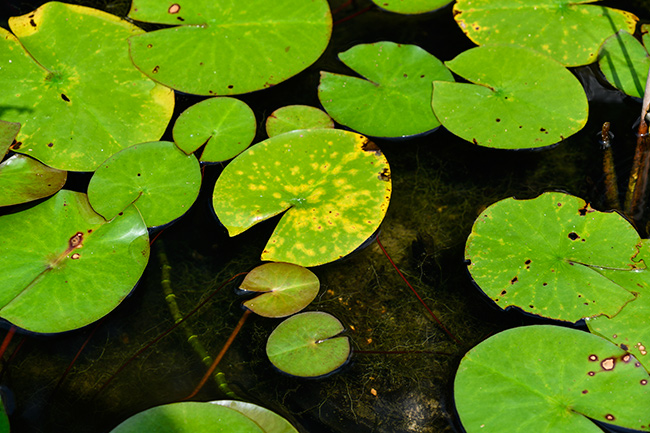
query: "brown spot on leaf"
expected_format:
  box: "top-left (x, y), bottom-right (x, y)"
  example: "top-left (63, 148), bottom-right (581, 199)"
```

top-left (30, 19), bottom-right (36, 27)
top-left (69, 232), bottom-right (83, 249)
top-left (621, 344), bottom-right (629, 351)
top-left (378, 168), bottom-right (390, 182)
top-left (168, 3), bottom-right (180, 13)
top-left (500, 290), bottom-right (507, 295)
top-left (152, 66), bottom-right (160, 74)
top-left (605, 414), bottom-right (615, 421)
top-left (61, 94), bottom-right (70, 102)
top-left (568, 232), bottom-right (579, 240)
top-left (510, 276), bottom-right (518, 284)
top-left (71, 253), bottom-right (80, 260)
top-left (641, 379), bottom-right (648, 385)
top-left (601, 358), bottom-right (615, 370)
top-left (47, 142), bottom-right (53, 147)
top-left (582, 389), bottom-right (588, 394)
top-left (587, 371), bottom-right (595, 376)
top-left (588, 354), bottom-right (598, 361)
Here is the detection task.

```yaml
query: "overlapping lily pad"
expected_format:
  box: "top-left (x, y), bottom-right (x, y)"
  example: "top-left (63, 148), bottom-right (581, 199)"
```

top-left (432, 44), bottom-right (588, 149)
top-left (0, 154), bottom-right (67, 206)
top-left (0, 190), bottom-right (149, 333)
top-left (128, 0), bottom-right (332, 96)
top-left (266, 311), bottom-right (350, 377)
top-left (212, 400), bottom-right (299, 433)
top-left (265, 105), bottom-right (333, 138)
top-left (455, 325), bottom-right (650, 433)
top-left (212, 129), bottom-right (391, 267)
top-left (319, 42), bottom-right (453, 138)
top-left (0, 2), bottom-right (174, 171)
top-left (598, 27), bottom-right (650, 99)
top-left (240, 262), bottom-right (320, 318)
top-left (0, 120), bottom-right (20, 159)
top-left (371, 0), bottom-right (452, 14)
top-left (465, 192), bottom-right (641, 322)
top-left (453, 0), bottom-right (638, 66)
top-left (173, 97), bottom-right (256, 163)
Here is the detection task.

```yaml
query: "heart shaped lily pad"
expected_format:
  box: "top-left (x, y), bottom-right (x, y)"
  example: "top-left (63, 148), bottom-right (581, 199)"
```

top-left (266, 311), bottom-right (350, 377)
top-left (453, 0), bottom-right (638, 66)
top-left (598, 27), bottom-right (650, 99)
top-left (1, 2), bottom-right (174, 171)
top-left (0, 154), bottom-right (67, 206)
top-left (128, 0), bottom-right (332, 96)
top-left (213, 129), bottom-right (391, 267)
top-left (371, 0), bottom-right (452, 14)
top-left (87, 141), bottom-right (201, 227)
top-left (455, 325), bottom-right (650, 433)
top-left (0, 190), bottom-right (149, 333)
top-left (265, 105), bottom-right (334, 138)
top-left (432, 44), bottom-right (588, 149)
top-left (173, 97), bottom-right (256, 163)
top-left (465, 192), bottom-right (641, 322)
top-left (211, 400), bottom-right (299, 433)
top-left (319, 42), bottom-right (453, 138)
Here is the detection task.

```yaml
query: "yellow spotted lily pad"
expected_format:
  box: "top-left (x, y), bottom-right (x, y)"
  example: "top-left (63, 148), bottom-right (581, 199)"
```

top-left (265, 105), bottom-right (334, 138)
top-left (213, 129), bottom-right (391, 267)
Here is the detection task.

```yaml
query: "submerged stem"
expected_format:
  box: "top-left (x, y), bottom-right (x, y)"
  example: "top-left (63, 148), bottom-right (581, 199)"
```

top-left (600, 122), bottom-right (620, 210)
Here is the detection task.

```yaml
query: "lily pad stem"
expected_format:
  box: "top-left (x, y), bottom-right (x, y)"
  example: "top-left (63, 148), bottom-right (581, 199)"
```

top-left (599, 122), bottom-right (620, 210)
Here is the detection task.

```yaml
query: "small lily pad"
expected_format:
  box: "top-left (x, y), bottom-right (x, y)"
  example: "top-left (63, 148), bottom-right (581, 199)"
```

top-left (240, 262), bottom-right (319, 318)
top-left (598, 28), bottom-right (650, 99)
top-left (173, 97), bottom-right (256, 163)
top-left (319, 42), bottom-right (453, 138)
top-left (0, 154), bottom-right (67, 206)
top-left (455, 325), bottom-right (650, 433)
top-left (87, 141), bottom-right (201, 228)
top-left (211, 400), bottom-right (299, 433)
top-left (110, 401), bottom-right (264, 433)
top-left (213, 129), bottom-right (391, 267)
top-left (371, 0), bottom-right (452, 14)
top-left (0, 190), bottom-right (149, 333)
top-left (0, 120), bottom-right (20, 159)
top-left (128, 0), bottom-right (332, 96)
top-left (265, 105), bottom-right (334, 138)
top-left (266, 311), bottom-right (350, 377)
top-left (453, 0), bottom-right (638, 66)
top-left (432, 44), bottom-right (588, 149)
top-left (465, 192), bottom-right (641, 322)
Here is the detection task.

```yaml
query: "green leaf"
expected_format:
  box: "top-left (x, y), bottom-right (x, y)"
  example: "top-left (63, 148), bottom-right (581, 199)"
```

top-left (453, 0), bottom-right (638, 66)
top-left (0, 154), bottom-right (67, 206)
top-left (110, 401), bottom-right (264, 433)
top-left (371, 0), bottom-right (452, 14)
top-left (211, 400), bottom-right (299, 433)
top-left (0, 190), bottom-right (149, 333)
top-left (598, 29), bottom-right (650, 99)
top-left (240, 262), bottom-right (319, 318)
top-left (0, 120), bottom-right (20, 159)
top-left (266, 311), bottom-right (350, 377)
top-left (432, 44), bottom-right (588, 149)
top-left (265, 105), bottom-right (333, 138)
top-left (87, 141), bottom-right (201, 228)
top-left (319, 42), bottom-right (453, 138)
top-left (212, 129), bottom-right (392, 267)
top-left (173, 97), bottom-right (256, 163)
top-left (0, 396), bottom-right (9, 433)
top-left (128, 0), bottom-right (332, 96)
top-left (0, 2), bottom-right (174, 171)
top-left (465, 192), bottom-right (640, 322)
top-left (455, 325), bottom-right (650, 433)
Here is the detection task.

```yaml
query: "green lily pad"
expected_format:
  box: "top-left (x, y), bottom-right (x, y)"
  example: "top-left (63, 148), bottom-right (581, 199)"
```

top-left (211, 400), bottom-right (299, 433)
top-left (319, 42), bottom-right (453, 138)
top-left (173, 97), bottom-right (256, 163)
top-left (266, 311), bottom-right (350, 377)
top-left (432, 44), bottom-right (588, 149)
top-left (0, 154), bottom-right (67, 206)
top-left (371, 0), bottom-right (452, 14)
top-left (212, 129), bottom-right (392, 267)
top-left (240, 262), bottom-right (319, 318)
top-left (87, 141), bottom-right (201, 228)
top-left (453, 0), bottom-right (638, 67)
top-left (110, 401), bottom-right (264, 433)
top-left (0, 120), bottom-right (20, 159)
top-left (455, 325), bottom-right (650, 433)
top-left (465, 192), bottom-right (641, 323)
top-left (0, 397), bottom-right (8, 433)
top-left (128, 0), bottom-right (332, 96)
top-left (265, 105), bottom-right (334, 138)
top-left (0, 190), bottom-right (149, 333)
top-left (598, 28), bottom-right (650, 99)
top-left (0, 2), bottom-right (174, 171)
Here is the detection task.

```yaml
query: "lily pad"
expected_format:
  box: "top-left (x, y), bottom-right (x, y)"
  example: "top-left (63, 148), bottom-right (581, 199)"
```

top-left (598, 28), bottom-right (650, 99)
top-left (0, 2), bottom-right (174, 171)
top-left (319, 42), bottom-right (453, 138)
top-left (265, 105), bottom-right (334, 138)
top-left (453, 0), bottom-right (638, 66)
top-left (240, 262), bottom-right (319, 318)
top-left (211, 400), bottom-right (299, 433)
top-left (110, 401), bottom-right (264, 433)
top-left (128, 0), bottom-right (332, 96)
top-left (465, 192), bottom-right (641, 323)
top-left (0, 120), bottom-right (20, 159)
top-left (432, 44), bottom-right (588, 149)
top-left (455, 325), bottom-right (650, 433)
top-left (266, 311), bottom-right (350, 377)
top-left (87, 141), bottom-right (201, 227)
top-left (0, 154), bottom-right (67, 206)
top-left (212, 129), bottom-right (391, 267)
top-left (0, 190), bottom-right (149, 333)
top-left (173, 97), bottom-right (256, 163)
top-left (371, 0), bottom-right (452, 14)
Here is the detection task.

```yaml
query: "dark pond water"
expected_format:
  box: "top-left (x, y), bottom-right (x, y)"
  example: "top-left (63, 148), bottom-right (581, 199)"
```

top-left (2, 0), bottom-right (650, 432)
